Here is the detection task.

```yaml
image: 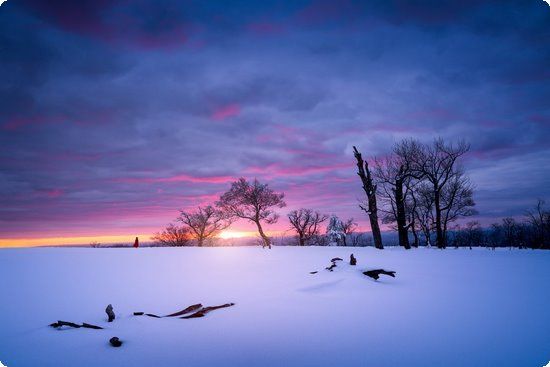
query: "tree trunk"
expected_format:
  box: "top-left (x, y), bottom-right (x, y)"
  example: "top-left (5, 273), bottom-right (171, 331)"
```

top-left (395, 179), bottom-right (410, 249)
top-left (434, 189), bottom-right (444, 249)
top-left (255, 220), bottom-right (271, 249)
top-left (411, 224), bottom-right (419, 247)
top-left (299, 235), bottom-right (305, 246)
top-left (353, 147), bottom-right (384, 249)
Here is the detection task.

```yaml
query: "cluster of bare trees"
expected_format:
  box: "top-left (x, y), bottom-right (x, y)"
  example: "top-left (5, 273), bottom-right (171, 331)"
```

top-left (153, 178), bottom-right (286, 248)
top-left (354, 138), bottom-right (476, 249)
top-left (450, 200), bottom-right (550, 250)
top-left (286, 211), bottom-right (359, 246)
top-left (153, 136), bottom-right (547, 250)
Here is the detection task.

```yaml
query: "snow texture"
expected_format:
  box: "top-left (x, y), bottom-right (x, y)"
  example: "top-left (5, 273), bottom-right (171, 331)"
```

top-left (0, 246), bottom-right (549, 367)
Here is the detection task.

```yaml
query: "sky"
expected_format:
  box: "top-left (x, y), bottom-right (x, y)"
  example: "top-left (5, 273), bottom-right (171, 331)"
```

top-left (0, 0), bottom-right (549, 247)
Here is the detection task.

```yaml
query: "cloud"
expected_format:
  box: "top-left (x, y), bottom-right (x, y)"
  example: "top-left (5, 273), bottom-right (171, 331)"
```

top-left (0, 0), bottom-right (549, 240)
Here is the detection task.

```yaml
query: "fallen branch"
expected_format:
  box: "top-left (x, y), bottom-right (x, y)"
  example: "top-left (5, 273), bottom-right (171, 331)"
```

top-left (49, 321), bottom-right (103, 330)
top-left (181, 303), bottom-right (235, 319)
top-left (164, 303), bottom-right (203, 317)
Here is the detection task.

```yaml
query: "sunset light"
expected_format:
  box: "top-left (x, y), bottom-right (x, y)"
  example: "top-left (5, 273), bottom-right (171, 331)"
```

top-left (0, 1), bottom-right (549, 366)
top-left (218, 230), bottom-right (253, 239)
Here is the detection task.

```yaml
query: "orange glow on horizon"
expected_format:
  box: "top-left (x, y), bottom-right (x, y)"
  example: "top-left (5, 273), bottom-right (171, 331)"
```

top-left (0, 229), bottom-right (291, 248)
top-left (0, 234), bottom-right (151, 248)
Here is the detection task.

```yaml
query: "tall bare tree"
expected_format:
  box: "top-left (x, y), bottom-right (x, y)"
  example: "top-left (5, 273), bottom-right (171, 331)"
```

top-left (217, 178), bottom-right (286, 249)
top-left (353, 146), bottom-right (383, 249)
top-left (178, 205), bottom-right (232, 247)
top-left (409, 138), bottom-right (471, 248)
top-left (440, 171), bottom-right (477, 244)
top-left (374, 155), bottom-right (412, 249)
top-left (288, 208), bottom-right (328, 246)
top-left (152, 223), bottom-right (191, 247)
top-left (411, 182), bottom-right (435, 246)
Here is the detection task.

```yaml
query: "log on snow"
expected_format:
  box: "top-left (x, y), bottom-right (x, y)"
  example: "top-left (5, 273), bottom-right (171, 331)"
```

top-left (164, 303), bottom-right (203, 317)
top-left (181, 303), bottom-right (235, 319)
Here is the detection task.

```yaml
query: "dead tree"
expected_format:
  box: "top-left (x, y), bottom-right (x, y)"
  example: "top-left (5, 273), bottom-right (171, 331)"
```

top-left (217, 178), bottom-right (286, 249)
top-left (288, 208), bottom-right (328, 246)
top-left (353, 146), bottom-right (383, 249)
top-left (178, 205), bottom-right (232, 247)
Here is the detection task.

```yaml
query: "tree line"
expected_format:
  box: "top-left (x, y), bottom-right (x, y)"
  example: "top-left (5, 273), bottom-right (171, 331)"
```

top-left (153, 137), bottom-right (549, 250)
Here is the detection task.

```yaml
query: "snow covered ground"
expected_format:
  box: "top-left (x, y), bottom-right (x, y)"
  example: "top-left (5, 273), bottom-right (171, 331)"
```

top-left (0, 246), bottom-right (548, 367)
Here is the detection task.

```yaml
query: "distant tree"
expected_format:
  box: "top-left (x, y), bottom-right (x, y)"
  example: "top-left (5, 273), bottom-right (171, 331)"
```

top-left (288, 208), bottom-right (328, 246)
top-left (341, 218), bottom-right (357, 246)
top-left (178, 206), bottom-right (232, 247)
top-left (501, 217), bottom-right (517, 249)
top-left (326, 215), bottom-right (345, 245)
top-left (353, 146), bottom-right (383, 249)
top-left (217, 178), bottom-right (286, 249)
top-left (152, 223), bottom-right (191, 247)
top-left (525, 199), bottom-right (550, 249)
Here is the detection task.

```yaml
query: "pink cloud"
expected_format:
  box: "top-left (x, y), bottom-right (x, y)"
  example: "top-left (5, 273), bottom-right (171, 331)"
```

top-left (211, 104), bottom-right (240, 121)
top-left (117, 174), bottom-right (234, 184)
top-left (245, 162), bottom-right (350, 178)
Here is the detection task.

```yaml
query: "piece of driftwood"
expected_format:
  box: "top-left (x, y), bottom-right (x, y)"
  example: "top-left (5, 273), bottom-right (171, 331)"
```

top-left (49, 321), bottom-right (103, 330)
top-left (331, 257), bottom-right (343, 262)
top-left (350, 254), bottom-right (357, 266)
top-left (106, 304), bottom-right (115, 322)
top-left (309, 271), bottom-right (318, 274)
top-left (50, 321), bottom-right (81, 329)
top-left (165, 303), bottom-right (203, 317)
top-left (133, 312), bottom-right (144, 316)
top-left (109, 337), bottom-right (123, 347)
top-left (363, 269), bottom-right (396, 280)
top-left (181, 303), bottom-right (235, 319)
top-left (82, 322), bottom-right (103, 330)
top-left (145, 313), bottom-right (161, 318)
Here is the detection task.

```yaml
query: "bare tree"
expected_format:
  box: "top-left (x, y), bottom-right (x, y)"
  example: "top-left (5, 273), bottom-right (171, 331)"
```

top-left (525, 199), bottom-right (550, 249)
top-left (374, 155), bottom-right (412, 249)
top-left (152, 223), bottom-right (191, 247)
top-left (178, 206), bottom-right (231, 247)
top-left (341, 218), bottom-right (357, 246)
top-left (501, 217), bottom-right (517, 249)
top-left (353, 146), bottom-right (383, 249)
top-left (440, 171), bottom-right (477, 245)
top-left (217, 178), bottom-right (286, 249)
top-left (409, 138), bottom-right (471, 248)
top-left (412, 182), bottom-right (435, 247)
top-left (288, 208), bottom-right (328, 246)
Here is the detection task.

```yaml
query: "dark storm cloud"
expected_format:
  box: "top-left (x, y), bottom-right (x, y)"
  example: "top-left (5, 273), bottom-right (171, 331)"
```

top-left (0, 0), bottom-right (549, 239)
